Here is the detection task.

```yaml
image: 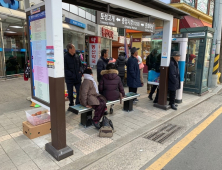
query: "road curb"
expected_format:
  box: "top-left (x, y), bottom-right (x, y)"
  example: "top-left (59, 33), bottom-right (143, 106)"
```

top-left (62, 85), bottom-right (222, 170)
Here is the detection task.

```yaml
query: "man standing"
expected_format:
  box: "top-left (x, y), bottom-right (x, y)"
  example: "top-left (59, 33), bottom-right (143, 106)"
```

top-left (97, 49), bottom-right (109, 83)
top-left (64, 44), bottom-right (82, 107)
top-left (168, 51), bottom-right (181, 110)
top-left (127, 47), bottom-right (141, 102)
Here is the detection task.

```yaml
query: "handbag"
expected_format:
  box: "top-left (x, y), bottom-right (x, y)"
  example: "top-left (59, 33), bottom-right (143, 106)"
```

top-left (99, 116), bottom-right (114, 138)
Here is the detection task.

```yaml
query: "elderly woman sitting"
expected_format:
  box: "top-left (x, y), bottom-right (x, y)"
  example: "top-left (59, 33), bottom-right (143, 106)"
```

top-left (79, 68), bottom-right (107, 129)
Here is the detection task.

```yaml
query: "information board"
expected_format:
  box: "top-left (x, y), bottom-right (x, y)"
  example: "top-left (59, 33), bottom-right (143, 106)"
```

top-left (28, 11), bottom-right (49, 104)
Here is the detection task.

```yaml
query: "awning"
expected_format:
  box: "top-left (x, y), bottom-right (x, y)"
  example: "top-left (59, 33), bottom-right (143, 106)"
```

top-left (201, 20), bottom-right (212, 28)
top-left (179, 16), bottom-right (204, 30)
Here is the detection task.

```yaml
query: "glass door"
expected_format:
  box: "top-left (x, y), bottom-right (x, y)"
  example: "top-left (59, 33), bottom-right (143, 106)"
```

top-left (184, 38), bottom-right (200, 88)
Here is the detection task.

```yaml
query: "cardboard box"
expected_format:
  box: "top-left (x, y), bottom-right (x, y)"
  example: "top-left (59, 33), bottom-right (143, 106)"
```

top-left (23, 121), bottom-right (51, 139)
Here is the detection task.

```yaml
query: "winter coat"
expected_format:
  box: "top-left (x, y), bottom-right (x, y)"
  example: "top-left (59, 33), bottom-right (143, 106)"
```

top-left (146, 53), bottom-right (157, 71)
top-left (127, 55), bottom-right (142, 88)
top-left (79, 79), bottom-right (107, 107)
top-left (99, 69), bottom-right (125, 101)
top-left (64, 52), bottom-right (82, 84)
top-left (116, 55), bottom-right (127, 77)
top-left (168, 57), bottom-right (180, 91)
top-left (97, 57), bottom-right (109, 82)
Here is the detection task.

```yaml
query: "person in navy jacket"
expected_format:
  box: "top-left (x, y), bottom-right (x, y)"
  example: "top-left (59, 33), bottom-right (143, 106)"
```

top-left (168, 51), bottom-right (181, 110)
top-left (64, 44), bottom-right (82, 107)
top-left (127, 47), bottom-right (142, 102)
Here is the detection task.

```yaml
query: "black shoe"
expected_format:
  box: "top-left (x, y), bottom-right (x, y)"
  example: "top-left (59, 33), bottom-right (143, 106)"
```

top-left (104, 111), bottom-right (108, 115)
top-left (175, 104), bottom-right (178, 107)
top-left (153, 100), bottom-right (158, 103)
top-left (134, 99), bottom-right (139, 102)
top-left (171, 104), bottom-right (177, 110)
top-left (148, 95), bottom-right (153, 100)
top-left (91, 120), bottom-right (101, 129)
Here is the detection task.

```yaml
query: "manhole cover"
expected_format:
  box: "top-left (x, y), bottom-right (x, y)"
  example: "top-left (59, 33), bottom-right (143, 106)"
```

top-left (144, 124), bottom-right (182, 144)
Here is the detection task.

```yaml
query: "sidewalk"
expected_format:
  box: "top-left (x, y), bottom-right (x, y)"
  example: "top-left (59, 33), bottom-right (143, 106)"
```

top-left (0, 74), bottom-right (221, 170)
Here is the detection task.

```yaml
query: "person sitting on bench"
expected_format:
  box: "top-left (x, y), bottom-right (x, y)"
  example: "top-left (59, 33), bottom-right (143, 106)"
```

top-left (79, 68), bottom-right (107, 129)
top-left (99, 63), bottom-right (125, 102)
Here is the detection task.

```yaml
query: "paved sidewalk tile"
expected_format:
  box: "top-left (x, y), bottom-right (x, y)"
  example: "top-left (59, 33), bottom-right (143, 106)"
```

top-left (0, 160), bottom-right (17, 170)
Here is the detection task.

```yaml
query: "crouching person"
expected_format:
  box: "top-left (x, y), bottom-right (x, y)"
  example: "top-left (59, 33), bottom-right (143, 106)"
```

top-left (79, 68), bottom-right (107, 129)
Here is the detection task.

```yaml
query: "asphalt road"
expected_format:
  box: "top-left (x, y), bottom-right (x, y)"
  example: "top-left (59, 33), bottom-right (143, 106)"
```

top-left (145, 106), bottom-right (222, 170)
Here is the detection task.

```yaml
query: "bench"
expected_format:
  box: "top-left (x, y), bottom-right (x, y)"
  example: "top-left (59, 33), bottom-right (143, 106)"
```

top-left (68, 92), bottom-right (140, 127)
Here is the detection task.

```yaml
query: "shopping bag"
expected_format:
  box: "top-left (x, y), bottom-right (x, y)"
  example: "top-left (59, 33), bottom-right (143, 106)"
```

top-left (148, 70), bottom-right (160, 85)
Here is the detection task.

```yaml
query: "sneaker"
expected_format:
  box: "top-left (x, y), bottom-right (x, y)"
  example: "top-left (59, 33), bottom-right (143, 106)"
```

top-left (148, 95), bottom-right (153, 101)
top-left (91, 120), bottom-right (101, 129)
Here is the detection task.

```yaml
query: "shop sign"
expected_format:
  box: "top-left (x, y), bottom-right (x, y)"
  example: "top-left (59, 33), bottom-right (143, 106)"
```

top-left (87, 24), bottom-right (96, 32)
top-left (89, 36), bottom-right (101, 66)
top-left (97, 11), bottom-right (155, 33)
top-left (0, 0), bottom-right (19, 10)
top-left (188, 32), bottom-right (205, 37)
top-left (119, 36), bottom-right (130, 44)
top-left (132, 38), bottom-right (141, 42)
top-left (113, 32), bottom-right (118, 41)
top-left (101, 27), bottom-right (113, 39)
top-left (65, 17), bottom-right (86, 29)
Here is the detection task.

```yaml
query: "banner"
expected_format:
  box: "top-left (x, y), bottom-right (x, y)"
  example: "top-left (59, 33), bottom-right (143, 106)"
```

top-left (89, 36), bottom-right (101, 66)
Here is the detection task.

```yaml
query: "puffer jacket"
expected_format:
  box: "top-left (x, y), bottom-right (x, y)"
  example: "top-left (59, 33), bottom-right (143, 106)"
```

top-left (99, 69), bottom-right (125, 101)
top-left (116, 55), bottom-right (127, 77)
top-left (79, 79), bottom-right (107, 107)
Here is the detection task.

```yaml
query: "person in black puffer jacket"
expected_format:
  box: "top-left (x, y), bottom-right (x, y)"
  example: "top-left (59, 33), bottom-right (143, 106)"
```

top-left (97, 49), bottom-right (109, 83)
top-left (99, 63), bottom-right (125, 101)
top-left (116, 54), bottom-right (127, 86)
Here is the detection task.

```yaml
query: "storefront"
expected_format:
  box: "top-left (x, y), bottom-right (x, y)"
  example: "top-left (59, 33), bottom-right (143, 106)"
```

top-left (0, 6), bottom-right (98, 78)
top-left (180, 27), bottom-right (214, 94)
top-left (0, 8), bottom-right (27, 78)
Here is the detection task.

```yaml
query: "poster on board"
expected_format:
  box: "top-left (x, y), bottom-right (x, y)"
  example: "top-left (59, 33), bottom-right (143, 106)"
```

top-left (28, 10), bottom-right (50, 106)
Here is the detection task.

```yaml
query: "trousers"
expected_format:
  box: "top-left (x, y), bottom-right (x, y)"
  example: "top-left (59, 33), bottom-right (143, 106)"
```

top-left (92, 96), bottom-right (106, 122)
top-left (119, 76), bottom-right (125, 86)
top-left (169, 90), bottom-right (176, 105)
top-left (66, 82), bottom-right (81, 106)
top-left (149, 85), bottom-right (158, 98)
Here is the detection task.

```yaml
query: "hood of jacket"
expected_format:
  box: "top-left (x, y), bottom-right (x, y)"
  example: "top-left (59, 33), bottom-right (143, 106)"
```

top-left (101, 69), bottom-right (119, 80)
top-left (118, 55), bottom-right (125, 61)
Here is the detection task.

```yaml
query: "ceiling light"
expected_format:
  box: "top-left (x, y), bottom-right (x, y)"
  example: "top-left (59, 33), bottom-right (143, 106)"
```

top-left (4, 31), bottom-right (16, 33)
top-left (9, 26), bottom-right (23, 29)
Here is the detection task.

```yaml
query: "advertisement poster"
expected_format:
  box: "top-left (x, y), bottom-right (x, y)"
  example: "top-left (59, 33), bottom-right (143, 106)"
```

top-left (148, 70), bottom-right (160, 85)
top-left (46, 46), bottom-right (55, 69)
top-left (89, 36), bottom-right (101, 66)
top-left (29, 11), bottom-right (49, 103)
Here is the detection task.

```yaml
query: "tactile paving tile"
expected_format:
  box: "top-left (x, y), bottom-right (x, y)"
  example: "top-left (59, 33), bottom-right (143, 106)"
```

top-left (0, 134), bottom-right (11, 142)
top-left (91, 134), bottom-right (113, 145)
top-left (73, 135), bottom-right (109, 155)
top-left (10, 131), bottom-right (23, 138)
top-left (70, 129), bottom-right (89, 140)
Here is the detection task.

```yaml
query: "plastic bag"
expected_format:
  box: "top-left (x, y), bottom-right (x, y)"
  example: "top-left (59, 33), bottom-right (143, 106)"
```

top-left (148, 70), bottom-right (160, 85)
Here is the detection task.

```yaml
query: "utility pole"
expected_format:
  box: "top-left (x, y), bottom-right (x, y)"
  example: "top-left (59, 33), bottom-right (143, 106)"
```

top-left (208, 0), bottom-right (221, 87)
top-left (218, 0), bottom-right (222, 82)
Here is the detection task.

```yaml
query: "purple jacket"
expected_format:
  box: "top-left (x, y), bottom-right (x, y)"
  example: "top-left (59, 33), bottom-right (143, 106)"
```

top-left (99, 69), bottom-right (125, 101)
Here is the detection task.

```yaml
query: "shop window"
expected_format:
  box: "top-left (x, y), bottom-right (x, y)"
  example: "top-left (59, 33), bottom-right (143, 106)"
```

top-left (197, 0), bottom-right (208, 14)
top-left (180, 0), bottom-right (195, 7)
top-left (0, 17), bottom-right (26, 76)
top-left (209, 0), bottom-right (214, 16)
top-left (118, 28), bottom-right (125, 36)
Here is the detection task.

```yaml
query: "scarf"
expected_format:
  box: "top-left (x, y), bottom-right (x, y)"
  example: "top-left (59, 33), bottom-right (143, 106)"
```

top-left (83, 74), bottom-right (99, 94)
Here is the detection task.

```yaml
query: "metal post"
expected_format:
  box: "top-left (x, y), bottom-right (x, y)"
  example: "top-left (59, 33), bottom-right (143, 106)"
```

top-left (208, 0), bottom-right (221, 87)
top-left (218, 0), bottom-right (222, 82)
top-left (0, 21), bottom-right (6, 79)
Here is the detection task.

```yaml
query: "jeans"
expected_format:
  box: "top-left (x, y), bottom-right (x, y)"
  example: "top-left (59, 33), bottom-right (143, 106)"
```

top-left (66, 82), bottom-right (81, 106)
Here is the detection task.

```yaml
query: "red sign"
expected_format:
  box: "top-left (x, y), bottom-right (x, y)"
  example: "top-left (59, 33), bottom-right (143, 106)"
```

top-left (101, 27), bottom-right (114, 39)
top-left (132, 38), bottom-right (141, 42)
top-left (89, 36), bottom-right (101, 43)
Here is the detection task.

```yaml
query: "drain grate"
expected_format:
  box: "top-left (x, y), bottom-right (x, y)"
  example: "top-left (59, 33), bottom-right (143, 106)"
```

top-left (144, 124), bottom-right (182, 144)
